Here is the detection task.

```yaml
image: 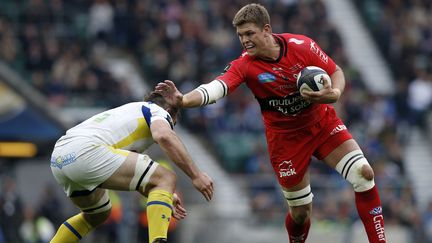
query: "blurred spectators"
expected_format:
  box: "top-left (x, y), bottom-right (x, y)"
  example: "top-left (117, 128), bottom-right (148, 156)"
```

top-left (354, 0), bottom-right (432, 132)
top-left (424, 200), bottom-right (432, 242)
top-left (0, 176), bottom-right (24, 243)
top-left (0, 0), bottom-right (133, 108)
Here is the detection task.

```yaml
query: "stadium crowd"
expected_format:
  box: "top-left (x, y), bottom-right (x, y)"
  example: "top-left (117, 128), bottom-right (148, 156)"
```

top-left (354, 0), bottom-right (432, 133)
top-left (0, 0), bottom-right (431, 242)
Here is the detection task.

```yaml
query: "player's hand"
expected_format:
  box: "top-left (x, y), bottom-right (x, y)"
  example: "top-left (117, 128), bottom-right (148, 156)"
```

top-left (300, 77), bottom-right (341, 104)
top-left (192, 172), bottom-right (214, 202)
top-left (172, 192), bottom-right (187, 220)
top-left (155, 80), bottom-right (184, 108)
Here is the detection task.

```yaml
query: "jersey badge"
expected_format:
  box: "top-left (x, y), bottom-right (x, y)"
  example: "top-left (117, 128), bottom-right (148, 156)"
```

top-left (258, 72), bottom-right (276, 83)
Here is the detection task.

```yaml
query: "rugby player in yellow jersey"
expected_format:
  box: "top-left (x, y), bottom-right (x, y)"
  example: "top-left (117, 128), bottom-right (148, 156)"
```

top-left (50, 92), bottom-right (214, 243)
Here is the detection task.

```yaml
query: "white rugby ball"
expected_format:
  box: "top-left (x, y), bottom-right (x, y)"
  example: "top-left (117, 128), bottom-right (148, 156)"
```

top-left (296, 66), bottom-right (331, 93)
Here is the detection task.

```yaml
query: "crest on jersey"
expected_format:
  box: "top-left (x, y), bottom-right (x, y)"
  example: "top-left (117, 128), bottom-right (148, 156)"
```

top-left (258, 72), bottom-right (276, 83)
top-left (369, 207), bottom-right (382, 215)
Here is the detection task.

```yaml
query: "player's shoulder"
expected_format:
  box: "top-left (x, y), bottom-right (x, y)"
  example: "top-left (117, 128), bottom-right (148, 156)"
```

top-left (227, 50), bottom-right (254, 71)
top-left (140, 101), bottom-right (167, 113)
top-left (117, 101), bottom-right (167, 115)
top-left (233, 50), bottom-right (253, 62)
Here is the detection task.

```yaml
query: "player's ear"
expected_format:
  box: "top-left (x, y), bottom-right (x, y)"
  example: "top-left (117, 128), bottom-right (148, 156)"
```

top-left (263, 24), bottom-right (272, 34)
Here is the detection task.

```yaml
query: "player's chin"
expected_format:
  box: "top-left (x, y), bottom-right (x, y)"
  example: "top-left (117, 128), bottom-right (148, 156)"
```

top-left (246, 48), bottom-right (257, 56)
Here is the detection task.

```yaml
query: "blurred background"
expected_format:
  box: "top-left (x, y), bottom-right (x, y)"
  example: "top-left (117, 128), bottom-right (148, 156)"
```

top-left (0, 0), bottom-right (431, 242)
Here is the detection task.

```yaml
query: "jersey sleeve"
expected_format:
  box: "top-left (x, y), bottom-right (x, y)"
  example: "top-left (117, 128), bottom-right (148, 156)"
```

top-left (215, 56), bottom-right (247, 94)
top-left (142, 103), bottom-right (174, 129)
top-left (298, 35), bottom-right (337, 75)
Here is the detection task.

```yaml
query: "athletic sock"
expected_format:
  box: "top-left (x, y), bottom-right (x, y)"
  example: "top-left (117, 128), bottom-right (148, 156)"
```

top-left (147, 189), bottom-right (173, 243)
top-left (285, 212), bottom-right (311, 243)
top-left (51, 213), bottom-right (93, 243)
top-left (355, 185), bottom-right (386, 242)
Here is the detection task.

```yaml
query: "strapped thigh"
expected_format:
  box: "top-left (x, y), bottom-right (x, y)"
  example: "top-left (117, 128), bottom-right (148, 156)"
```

top-left (80, 190), bottom-right (112, 214)
top-left (335, 149), bottom-right (375, 192)
top-left (129, 154), bottom-right (158, 191)
top-left (282, 185), bottom-right (314, 207)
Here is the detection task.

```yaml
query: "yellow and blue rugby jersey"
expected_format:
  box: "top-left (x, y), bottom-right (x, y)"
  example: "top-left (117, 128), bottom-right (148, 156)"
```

top-left (62, 102), bottom-right (174, 153)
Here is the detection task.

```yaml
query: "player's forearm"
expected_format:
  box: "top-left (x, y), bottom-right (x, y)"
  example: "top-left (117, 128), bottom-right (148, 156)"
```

top-left (182, 80), bottom-right (228, 107)
top-left (158, 133), bottom-right (201, 179)
top-left (182, 90), bottom-right (204, 108)
top-left (330, 65), bottom-right (345, 95)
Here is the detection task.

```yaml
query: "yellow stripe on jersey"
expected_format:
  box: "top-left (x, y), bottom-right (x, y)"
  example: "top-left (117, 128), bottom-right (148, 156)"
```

top-left (112, 118), bottom-right (151, 149)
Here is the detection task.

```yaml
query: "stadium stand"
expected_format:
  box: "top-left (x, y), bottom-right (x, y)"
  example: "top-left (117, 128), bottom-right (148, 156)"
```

top-left (0, 0), bottom-right (430, 242)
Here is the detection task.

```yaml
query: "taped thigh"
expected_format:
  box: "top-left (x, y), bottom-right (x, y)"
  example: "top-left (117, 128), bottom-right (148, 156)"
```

top-left (283, 185), bottom-right (314, 207)
top-left (80, 190), bottom-right (111, 214)
top-left (129, 154), bottom-right (158, 191)
top-left (335, 150), bottom-right (375, 192)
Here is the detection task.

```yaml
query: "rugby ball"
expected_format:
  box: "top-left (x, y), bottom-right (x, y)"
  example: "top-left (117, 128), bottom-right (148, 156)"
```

top-left (296, 66), bottom-right (331, 93)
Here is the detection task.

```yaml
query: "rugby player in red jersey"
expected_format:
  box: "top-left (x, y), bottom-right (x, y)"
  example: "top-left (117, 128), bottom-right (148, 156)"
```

top-left (156, 3), bottom-right (386, 243)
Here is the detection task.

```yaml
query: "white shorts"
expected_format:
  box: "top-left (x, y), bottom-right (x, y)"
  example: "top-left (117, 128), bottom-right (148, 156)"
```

top-left (50, 136), bottom-right (156, 197)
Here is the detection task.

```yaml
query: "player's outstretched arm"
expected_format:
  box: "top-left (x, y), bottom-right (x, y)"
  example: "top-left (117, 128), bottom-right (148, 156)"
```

top-left (151, 119), bottom-right (214, 201)
top-left (155, 79), bottom-right (228, 108)
top-left (155, 80), bottom-right (203, 108)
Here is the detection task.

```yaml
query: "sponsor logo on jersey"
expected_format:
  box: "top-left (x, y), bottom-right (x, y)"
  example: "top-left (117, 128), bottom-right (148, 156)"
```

top-left (50, 152), bottom-right (77, 169)
top-left (330, 124), bottom-right (347, 135)
top-left (222, 63), bottom-right (231, 74)
top-left (273, 84), bottom-right (297, 91)
top-left (310, 40), bottom-right (329, 64)
top-left (288, 38), bottom-right (305, 45)
top-left (369, 206), bottom-right (382, 215)
top-left (278, 160), bottom-right (297, 177)
top-left (271, 67), bottom-right (289, 81)
top-left (373, 214), bottom-right (386, 241)
top-left (258, 72), bottom-right (276, 83)
top-left (289, 63), bottom-right (303, 72)
top-left (260, 94), bottom-right (311, 115)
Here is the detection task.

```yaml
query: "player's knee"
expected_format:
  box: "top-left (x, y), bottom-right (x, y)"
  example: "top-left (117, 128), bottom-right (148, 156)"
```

top-left (84, 208), bottom-right (111, 227)
top-left (361, 164), bottom-right (374, 181)
top-left (150, 167), bottom-right (177, 193)
top-left (80, 191), bottom-right (112, 227)
top-left (335, 150), bottom-right (375, 192)
top-left (290, 205), bottom-right (311, 225)
top-left (282, 185), bottom-right (313, 224)
top-left (160, 169), bottom-right (177, 190)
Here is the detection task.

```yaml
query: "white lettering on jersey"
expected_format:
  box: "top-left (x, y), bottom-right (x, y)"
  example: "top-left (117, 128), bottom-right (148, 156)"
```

top-left (278, 160), bottom-right (297, 177)
top-left (310, 41), bottom-right (329, 64)
top-left (330, 125), bottom-right (347, 135)
top-left (288, 38), bottom-right (304, 45)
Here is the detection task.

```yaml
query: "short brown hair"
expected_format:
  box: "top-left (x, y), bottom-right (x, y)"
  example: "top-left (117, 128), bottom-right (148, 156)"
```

top-left (144, 91), bottom-right (179, 118)
top-left (232, 3), bottom-right (270, 29)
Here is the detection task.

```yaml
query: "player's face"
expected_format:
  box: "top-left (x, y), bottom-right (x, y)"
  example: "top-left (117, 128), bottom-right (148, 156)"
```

top-left (236, 23), bottom-right (269, 57)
